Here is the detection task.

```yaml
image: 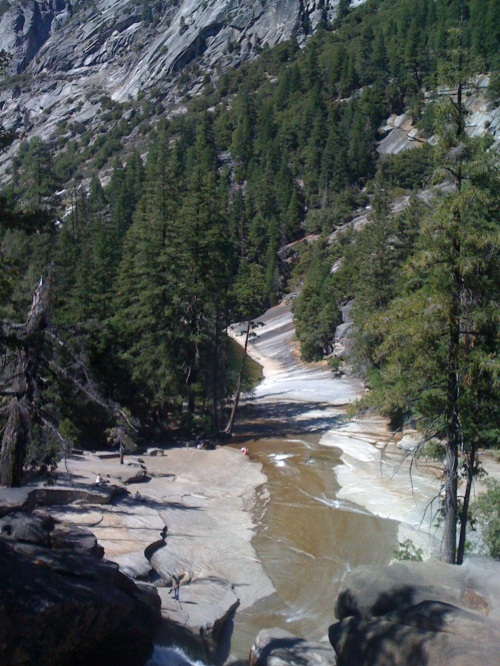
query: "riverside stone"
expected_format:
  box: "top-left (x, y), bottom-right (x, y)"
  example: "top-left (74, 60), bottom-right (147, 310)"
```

top-left (0, 511), bottom-right (105, 558)
top-left (330, 561), bottom-right (500, 666)
top-left (120, 468), bottom-right (149, 484)
top-left (0, 484), bottom-right (126, 517)
top-left (0, 517), bottom-right (161, 666)
top-left (334, 561), bottom-right (491, 621)
top-left (250, 628), bottom-right (337, 666)
top-left (329, 600), bottom-right (500, 666)
top-left (23, 448), bottom-right (273, 657)
top-left (158, 576), bottom-right (239, 657)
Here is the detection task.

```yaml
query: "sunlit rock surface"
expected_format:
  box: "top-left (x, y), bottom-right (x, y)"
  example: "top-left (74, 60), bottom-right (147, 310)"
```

top-left (330, 559), bottom-right (500, 666)
top-left (19, 446), bottom-right (274, 658)
top-left (250, 627), bottom-right (337, 666)
top-left (0, 0), bottom-right (366, 154)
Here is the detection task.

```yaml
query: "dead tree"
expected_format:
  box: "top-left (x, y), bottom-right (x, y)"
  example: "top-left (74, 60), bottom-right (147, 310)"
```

top-left (1, 272), bottom-right (138, 486)
top-left (0, 274), bottom-right (52, 486)
top-left (223, 319), bottom-right (252, 438)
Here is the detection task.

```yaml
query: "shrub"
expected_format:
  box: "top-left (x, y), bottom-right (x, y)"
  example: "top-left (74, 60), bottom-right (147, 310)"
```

top-left (471, 479), bottom-right (500, 559)
top-left (394, 539), bottom-right (423, 561)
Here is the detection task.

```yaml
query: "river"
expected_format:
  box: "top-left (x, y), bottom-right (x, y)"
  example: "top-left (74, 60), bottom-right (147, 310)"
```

top-left (224, 298), bottom-right (441, 660)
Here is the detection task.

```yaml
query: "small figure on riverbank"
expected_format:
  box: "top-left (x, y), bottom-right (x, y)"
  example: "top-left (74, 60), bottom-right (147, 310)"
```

top-left (95, 474), bottom-right (105, 487)
top-left (241, 447), bottom-right (248, 456)
top-left (134, 491), bottom-right (142, 501)
top-left (172, 575), bottom-right (180, 602)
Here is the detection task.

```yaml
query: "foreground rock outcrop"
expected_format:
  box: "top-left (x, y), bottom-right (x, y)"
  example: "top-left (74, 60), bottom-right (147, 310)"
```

top-left (0, 512), bottom-right (161, 666)
top-left (158, 576), bottom-right (239, 659)
top-left (0, 483), bottom-right (127, 516)
top-left (330, 600), bottom-right (500, 666)
top-left (329, 561), bottom-right (500, 666)
top-left (250, 628), bottom-right (336, 666)
top-left (0, 447), bottom-right (274, 663)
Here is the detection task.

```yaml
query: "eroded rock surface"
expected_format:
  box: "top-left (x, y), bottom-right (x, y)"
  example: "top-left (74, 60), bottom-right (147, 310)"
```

top-left (0, 509), bottom-right (104, 558)
top-left (0, 483), bottom-right (126, 515)
top-left (330, 601), bottom-right (500, 666)
top-left (334, 561), bottom-right (487, 621)
top-left (4, 448), bottom-right (274, 659)
top-left (250, 628), bottom-right (337, 666)
top-left (0, 514), bottom-right (161, 666)
top-left (158, 576), bottom-right (239, 658)
top-left (330, 561), bottom-right (500, 666)
top-left (0, 0), bottom-right (365, 155)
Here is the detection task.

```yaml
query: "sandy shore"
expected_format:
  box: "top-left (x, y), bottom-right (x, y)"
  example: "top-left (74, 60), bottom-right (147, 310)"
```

top-left (230, 299), bottom-right (444, 557)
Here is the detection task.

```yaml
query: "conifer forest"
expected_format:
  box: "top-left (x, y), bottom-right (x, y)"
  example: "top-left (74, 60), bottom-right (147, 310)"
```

top-left (1, 0), bottom-right (500, 567)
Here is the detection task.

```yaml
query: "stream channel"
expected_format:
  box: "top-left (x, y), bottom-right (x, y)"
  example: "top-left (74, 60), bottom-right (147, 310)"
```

top-left (222, 300), bottom-right (400, 660)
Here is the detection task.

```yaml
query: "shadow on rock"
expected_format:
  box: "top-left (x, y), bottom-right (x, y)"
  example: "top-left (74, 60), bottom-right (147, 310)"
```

top-left (232, 401), bottom-right (343, 441)
top-left (329, 562), bottom-right (500, 666)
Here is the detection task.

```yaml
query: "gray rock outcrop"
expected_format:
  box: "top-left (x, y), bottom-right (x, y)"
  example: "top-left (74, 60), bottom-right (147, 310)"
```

top-left (0, 513), bottom-right (161, 666)
top-left (0, 0), bottom-right (366, 157)
top-left (250, 628), bottom-right (337, 666)
top-left (329, 600), bottom-right (500, 666)
top-left (0, 509), bottom-right (105, 558)
top-left (334, 561), bottom-right (490, 620)
top-left (330, 561), bottom-right (500, 666)
top-left (0, 483), bottom-right (126, 515)
top-left (157, 575), bottom-right (239, 658)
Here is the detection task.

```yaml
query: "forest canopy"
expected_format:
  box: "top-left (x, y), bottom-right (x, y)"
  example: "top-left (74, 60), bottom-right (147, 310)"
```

top-left (1, 0), bottom-right (499, 541)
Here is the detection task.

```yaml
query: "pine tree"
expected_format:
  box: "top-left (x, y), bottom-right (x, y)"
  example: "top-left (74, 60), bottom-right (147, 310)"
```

top-left (364, 30), bottom-right (500, 564)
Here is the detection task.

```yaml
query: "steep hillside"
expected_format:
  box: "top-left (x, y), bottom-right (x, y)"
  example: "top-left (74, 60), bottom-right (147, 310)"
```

top-left (1, 0), bottom-right (500, 513)
top-left (0, 0), bottom-right (356, 158)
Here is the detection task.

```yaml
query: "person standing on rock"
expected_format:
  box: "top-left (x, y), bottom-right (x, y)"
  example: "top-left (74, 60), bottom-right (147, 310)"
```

top-left (172, 575), bottom-right (180, 602)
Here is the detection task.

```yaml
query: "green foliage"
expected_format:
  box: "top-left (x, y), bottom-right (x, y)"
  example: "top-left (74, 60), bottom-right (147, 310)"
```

top-left (327, 356), bottom-right (343, 374)
top-left (471, 480), bottom-right (500, 559)
top-left (24, 425), bottom-right (60, 477)
top-left (486, 71), bottom-right (500, 104)
top-left (3, 0), bottom-right (500, 461)
top-left (394, 539), bottom-right (424, 562)
top-left (377, 145), bottom-right (434, 190)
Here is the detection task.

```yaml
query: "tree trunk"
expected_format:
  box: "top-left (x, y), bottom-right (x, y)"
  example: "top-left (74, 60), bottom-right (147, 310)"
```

top-left (212, 297), bottom-right (220, 431)
top-left (224, 320), bottom-right (251, 437)
top-left (443, 240), bottom-right (460, 564)
top-left (443, 78), bottom-right (464, 565)
top-left (457, 443), bottom-right (476, 565)
top-left (0, 274), bottom-right (52, 487)
top-left (0, 400), bottom-right (29, 487)
top-left (120, 442), bottom-right (124, 465)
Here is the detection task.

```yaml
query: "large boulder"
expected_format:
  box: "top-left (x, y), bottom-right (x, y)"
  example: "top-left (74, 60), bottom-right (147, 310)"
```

top-left (0, 514), bottom-right (161, 666)
top-left (250, 628), bottom-right (336, 666)
top-left (157, 576), bottom-right (239, 659)
top-left (330, 561), bottom-right (500, 666)
top-left (334, 561), bottom-right (488, 620)
top-left (0, 485), bottom-right (127, 516)
top-left (0, 511), bottom-right (104, 558)
top-left (329, 600), bottom-right (500, 666)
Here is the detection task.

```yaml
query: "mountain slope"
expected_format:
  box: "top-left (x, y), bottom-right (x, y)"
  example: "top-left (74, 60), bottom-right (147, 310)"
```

top-left (0, 0), bottom-right (355, 154)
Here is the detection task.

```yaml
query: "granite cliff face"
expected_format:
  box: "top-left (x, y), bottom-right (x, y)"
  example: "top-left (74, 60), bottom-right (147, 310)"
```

top-left (0, 0), bottom-right (353, 152)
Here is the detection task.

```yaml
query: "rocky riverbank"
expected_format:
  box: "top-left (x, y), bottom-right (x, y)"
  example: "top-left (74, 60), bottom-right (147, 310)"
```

top-left (229, 299), bottom-right (443, 557)
top-left (230, 298), bottom-right (500, 558)
top-left (0, 444), bottom-right (275, 662)
top-left (3, 296), bottom-right (500, 665)
top-left (251, 558), bottom-right (500, 666)
top-left (0, 510), bottom-right (161, 665)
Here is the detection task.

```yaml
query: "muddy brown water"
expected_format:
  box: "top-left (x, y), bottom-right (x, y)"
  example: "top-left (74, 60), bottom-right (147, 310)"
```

top-left (222, 431), bottom-right (398, 660)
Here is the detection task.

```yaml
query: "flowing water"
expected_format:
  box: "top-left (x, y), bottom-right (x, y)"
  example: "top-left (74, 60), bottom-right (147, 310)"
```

top-left (217, 301), bottom-right (401, 660)
top-left (223, 432), bottom-right (398, 660)
top-left (150, 302), bottom-right (409, 664)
